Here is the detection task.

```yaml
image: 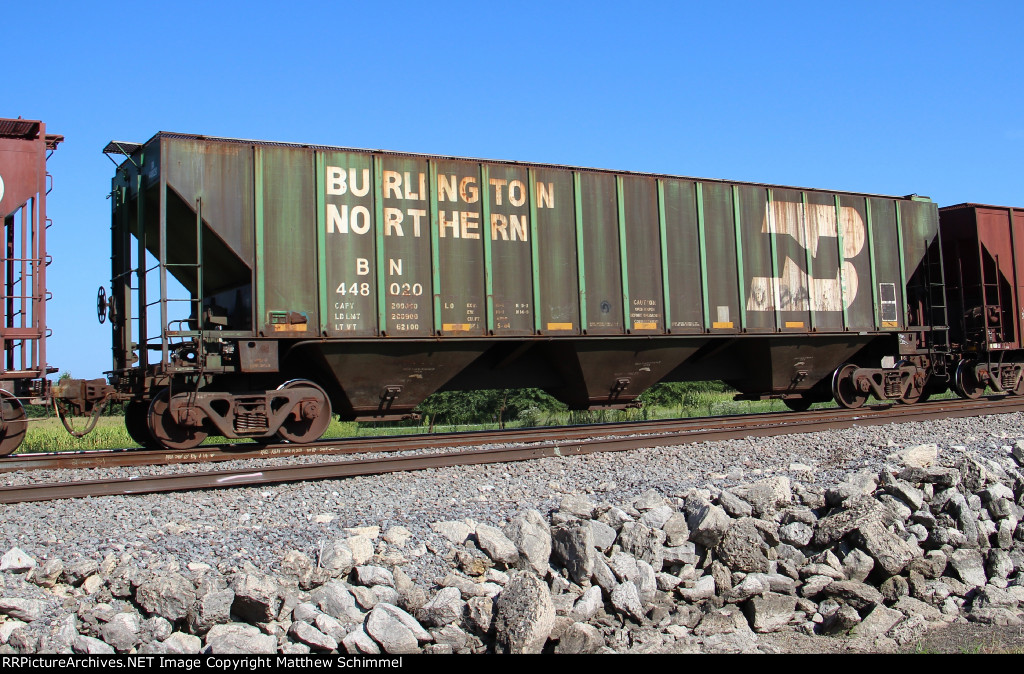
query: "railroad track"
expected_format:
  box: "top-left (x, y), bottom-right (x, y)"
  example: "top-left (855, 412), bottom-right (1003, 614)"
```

top-left (2, 396), bottom-right (1023, 503)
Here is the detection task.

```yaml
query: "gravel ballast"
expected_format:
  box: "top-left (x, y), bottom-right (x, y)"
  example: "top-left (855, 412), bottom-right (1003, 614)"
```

top-left (2, 410), bottom-right (1024, 654)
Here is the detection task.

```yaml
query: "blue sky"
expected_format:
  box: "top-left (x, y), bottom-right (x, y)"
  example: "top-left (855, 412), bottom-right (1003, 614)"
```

top-left (7, 0), bottom-right (1024, 379)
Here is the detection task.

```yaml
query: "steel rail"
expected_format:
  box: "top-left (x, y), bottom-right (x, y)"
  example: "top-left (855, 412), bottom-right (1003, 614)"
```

top-left (2, 397), bottom-right (1023, 504)
top-left (4, 396), bottom-right (1024, 474)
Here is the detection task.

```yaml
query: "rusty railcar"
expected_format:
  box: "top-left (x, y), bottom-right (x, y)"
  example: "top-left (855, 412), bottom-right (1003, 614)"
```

top-left (939, 203), bottom-right (1024, 397)
top-left (0, 119), bottom-right (61, 454)
top-left (81, 132), bottom-right (948, 449)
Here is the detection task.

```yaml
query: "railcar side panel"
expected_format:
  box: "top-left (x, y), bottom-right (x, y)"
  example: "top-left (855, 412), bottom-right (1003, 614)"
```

top-left (620, 175), bottom-right (663, 334)
top-left (579, 172), bottom-right (623, 335)
top-left (768, 188), bottom-right (813, 331)
top-left (533, 167), bottom-right (579, 335)
top-left (661, 179), bottom-right (704, 334)
top-left (434, 158), bottom-right (486, 337)
top-left (702, 182), bottom-right (741, 332)
top-left (378, 155), bottom-right (433, 337)
top-left (321, 150), bottom-right (377, 337)
top-left (257, 146), bottom-right (318, 337)
top-left (485, 163), bottom-right (534, 336)
top-left (738, 185), bottom-right (772, 332)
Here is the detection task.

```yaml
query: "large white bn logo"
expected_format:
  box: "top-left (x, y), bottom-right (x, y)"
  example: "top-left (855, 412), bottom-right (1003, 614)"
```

top-left (0, 173), bottom-right (5, 205)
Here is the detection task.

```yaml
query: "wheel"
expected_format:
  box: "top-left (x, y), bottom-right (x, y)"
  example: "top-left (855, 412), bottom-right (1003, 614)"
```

top-left (832, 363), bottom-right (869, 409)
top-left (274, 380), bottom-right (332, 444)
top-left (897, 360), bottom-right (928, 405)
top-left (783, 396), bottom-right (813, 412)
top-left (147, 389), bottom-right (207, 450)
top-left (124, 400), bottom-right (159, 449)
top-left (953, 360), bottom-right (985, 400)
top-left (0, 391), bottom-right (27, 456)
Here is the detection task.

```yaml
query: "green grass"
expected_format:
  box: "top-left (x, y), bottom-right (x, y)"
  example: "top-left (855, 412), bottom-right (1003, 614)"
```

top-left (15, 387), bottom-right (963, 454)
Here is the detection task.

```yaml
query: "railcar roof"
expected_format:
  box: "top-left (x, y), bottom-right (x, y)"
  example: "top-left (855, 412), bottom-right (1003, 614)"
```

top-left (107, 130), bottom-right (931, 203)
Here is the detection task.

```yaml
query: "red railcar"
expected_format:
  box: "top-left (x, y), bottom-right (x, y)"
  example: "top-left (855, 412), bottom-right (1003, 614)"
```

top-left (0, 119), bottom-right (62, 454)
top-left (939, 203), bottom-right (1024, 397)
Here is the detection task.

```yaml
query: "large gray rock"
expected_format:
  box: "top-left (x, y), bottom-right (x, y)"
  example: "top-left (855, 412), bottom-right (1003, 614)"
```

top-left (972, 586), bottom-right (1019, 610)
top-left (279, 550), bottom-right (315, 589)
top-left (64, 558), bottom-right (100, 586)
top-left (718, 490), bottom-right (753, 518)
top-left (475, 524), bottom-right (520, 566)
top-left (897, 444), bottom-right (938, 468)
top-left (0, 548), bottom-right (36, 573)
top-left (39, 613), bottom-right (78, 653)
top-left (555, 622), bottom-right (604, 654)
top-left (204, 623), bottom-right (276, 654)
top-left (687, 503), bottom-right (732, 548)
top-left (136, 573), bottom-right (196, 622)
top-left (230, 573), bottom-right (281, 623)
top-left (617, 522), bottom-right (666, 569)
top-left (949, 549), bottom-right (988, 589)
top-left (591, 556), bottom-right (618, 595)
top-left (726, 574), bottom-right (771, 603)
top-left (715, 518), bottom-right (770, 573)
top-left (365, 605), bottom-right (422, 654)
top-left (662, 513), bottom-right (691, 547)
top-left (584, 520), bottom-right (618, 552)
top-left (740, 476), bottom-right (792, 517)
top-left (320, 539), bottom-right (357, 576)
top-left (893, 595), bottom-right (942, 621)
top-left (342, 626), bottom-right (381, 654)
top-left (822, 581), bottom-right (884, 611)
top-left (493, 572), bottom-right (555, 654)
top-left (813, 495), bottom-right (895, 546)
top-left (100, 613), bottom-right (141, 653)
top-left (430, 521), bottom-right (473, 545)
top-left (640, 505), bottom-right (675, 530)
top-left (188, 588), bottom-right (234, 634)
top-left (968, 607), bottom-right (1023, 626)
top-left (570, 586), bottom-right (603, 623)
top-left (73, 635), bottom-right (115, 654)
top-left (678, 575), bottom-right (716, 602)
top-left (898, 466), bottom-right (961, 487)
top-left (354, 566), bottom-right (395, 588)
top-left (881, 477), bottom-right (925, 511)
top-left (779, 521), bottom-right (813, 547)
top-left (850, 605), bottom-right (905, 637)
top-left (636, 560), bottom-right (657, 604)
top-left (559, 494), bottom-right (598, 519)
top-left (312, 581), bottom-right (363, 622)
top-left (823, 604), bottom-right (862, 632)
top-left (610, 582), bottom-right (646, 622)
top-left (27, 559), bottom-right (63, 588)
top-left (163, 632), bottom-right (203, 654)
top-left (314, 613), bottom-right (348, 642)
top-left (842, 548), bottom-right (875, 583)
top-left (0, 597), bottom-right (45, 622)
top-left (289, 621), bottom-right (338, 651)
top-left (551, 524), bottom-right (595, 584)
top-left (439, 572), bottom-right (500, 599)
top-left (607, 551), bottom-right (639, 584)
top-left (393, 568), bottom-right (427, 612)
top-left (662, 542), bottom-right (698, 566)
top-left (744, 592), bottom-right (796, 633)
top-left (465, 596), bottom-right (494, 636)
top-left (886, 614), bottom-right (929, 646)
top-left (417, 587), bottom-right (465, 627)
top-left (854, 522), bottom-right (917, 576)
top-left (503, 510), bottom-right (552, 576)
